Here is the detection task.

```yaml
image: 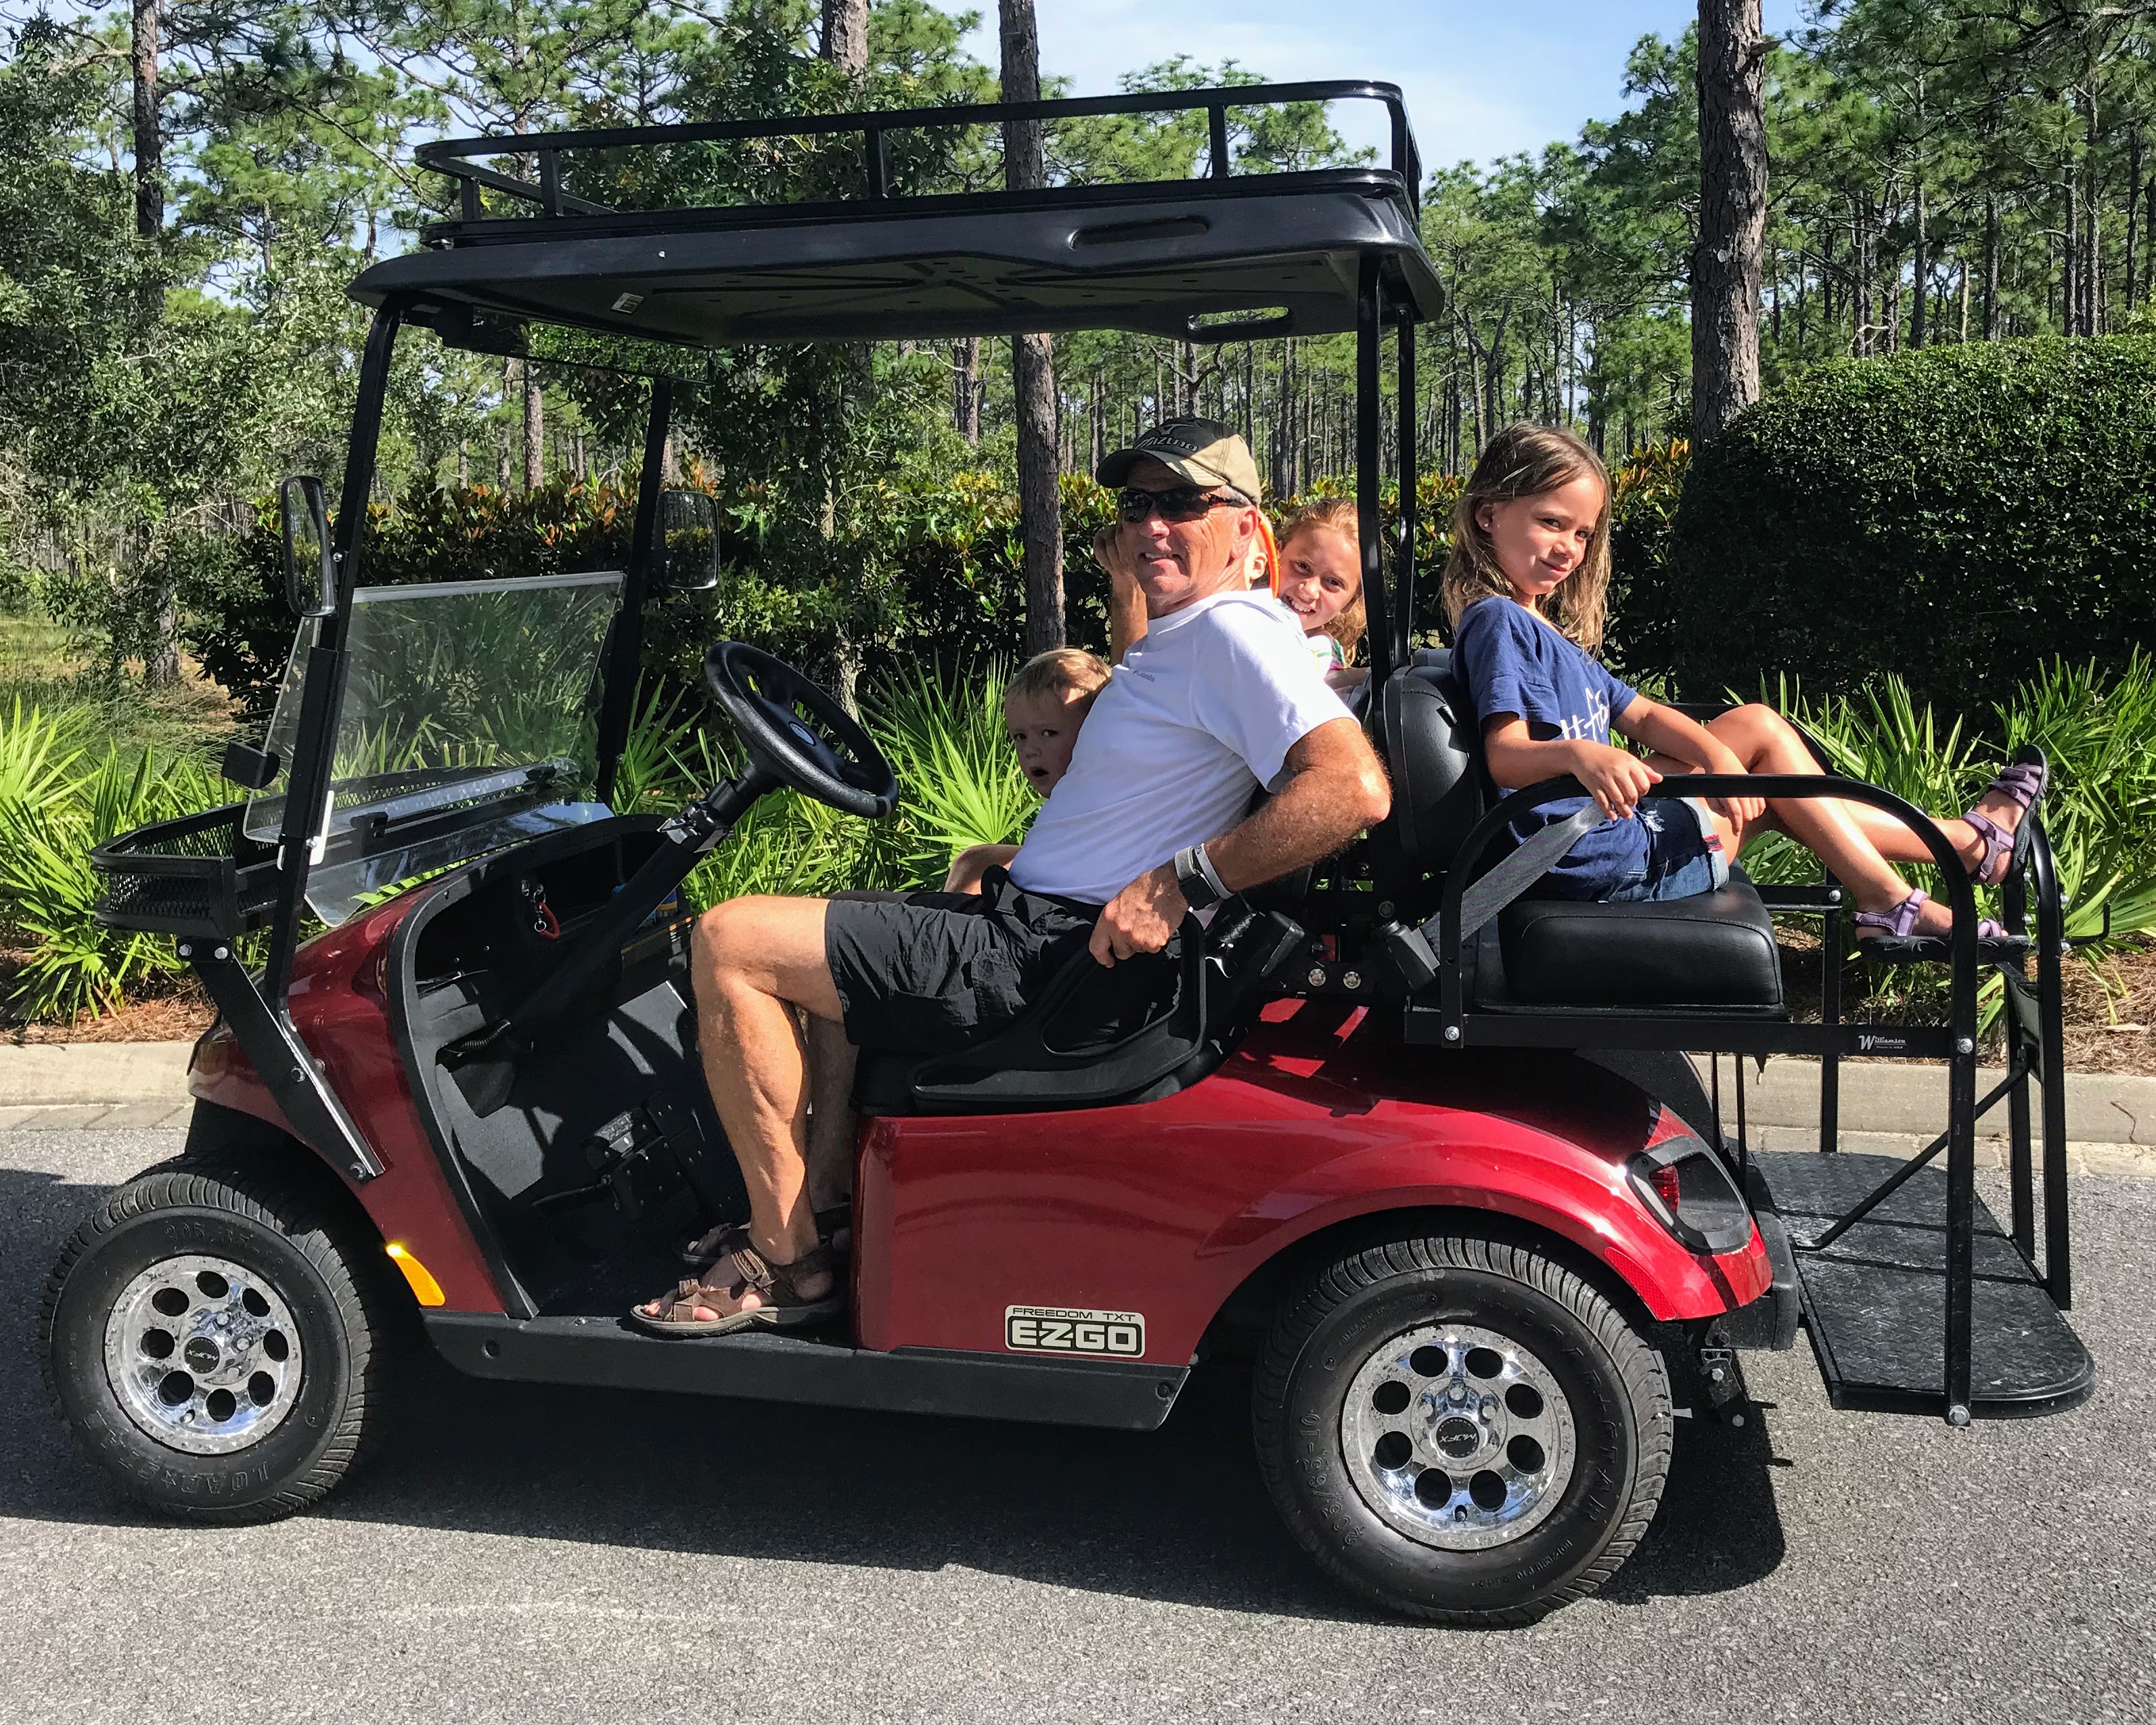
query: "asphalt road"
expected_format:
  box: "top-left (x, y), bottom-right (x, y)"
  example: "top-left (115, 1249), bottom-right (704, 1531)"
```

top-left (5, 1127), bottom-right (2153, 1725)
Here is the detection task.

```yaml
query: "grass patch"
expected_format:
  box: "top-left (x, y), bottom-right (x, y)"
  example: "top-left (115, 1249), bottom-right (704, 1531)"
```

top-left (0, 610), bottom-right (238, 763)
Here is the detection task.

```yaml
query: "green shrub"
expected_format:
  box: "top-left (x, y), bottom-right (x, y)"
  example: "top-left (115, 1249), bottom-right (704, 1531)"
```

top-left (0, 717), bottom-right (219, 1020)
top-left (1659, 336), bottom-right (2156, 713)
top-left (1735, 657), bottom-right (2156, 1033)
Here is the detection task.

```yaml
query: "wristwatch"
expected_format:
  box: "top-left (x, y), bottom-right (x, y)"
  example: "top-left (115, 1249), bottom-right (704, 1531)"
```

top-left (1171, 843), bottom-right (1229, 910)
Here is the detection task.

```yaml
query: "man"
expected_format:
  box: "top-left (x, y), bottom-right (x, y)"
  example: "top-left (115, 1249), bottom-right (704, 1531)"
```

top-left (633, 419), bottom-right (1392, 1335)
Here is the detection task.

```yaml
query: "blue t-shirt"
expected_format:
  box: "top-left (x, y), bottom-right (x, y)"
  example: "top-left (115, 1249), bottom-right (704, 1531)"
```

top-left (1452, 596), bottom-right (1647, 899)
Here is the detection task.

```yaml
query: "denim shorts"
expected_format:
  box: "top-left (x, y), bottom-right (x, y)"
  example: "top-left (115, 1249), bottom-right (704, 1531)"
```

top-left (1603, 797), bottom-right (1732, 903)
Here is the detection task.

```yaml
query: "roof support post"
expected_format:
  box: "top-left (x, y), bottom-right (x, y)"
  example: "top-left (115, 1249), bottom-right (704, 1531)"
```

top-left (1394, 305), bottom-right (1417, 667)
top-left (596, 375), bottom-right (674, 807)
top-left (1355, 252), bottom-right (1394, 687)
top-left (263, 299), bottom-right (403, 1004)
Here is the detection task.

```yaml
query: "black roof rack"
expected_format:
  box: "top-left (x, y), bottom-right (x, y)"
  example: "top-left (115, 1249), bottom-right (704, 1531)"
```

top-left (354, 82), bottom-right (1442, 349)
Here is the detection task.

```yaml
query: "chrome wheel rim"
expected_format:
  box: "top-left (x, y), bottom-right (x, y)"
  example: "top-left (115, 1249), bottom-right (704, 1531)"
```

top-left (1340, 1320), bottom-right (1577, 1552)
top-left (102, 1255), bottom-right (305, 1456)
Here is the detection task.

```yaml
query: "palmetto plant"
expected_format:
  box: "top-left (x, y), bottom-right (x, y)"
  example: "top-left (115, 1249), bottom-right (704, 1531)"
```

top-left (1737, 663), bottom-right (2156, 1031)
top-left (0, 732), bottom-right (219, 1020)
top-left (866, 659), bottom-right (1035, 882)
top-left (11, 654), bottom-right (2146, 1029)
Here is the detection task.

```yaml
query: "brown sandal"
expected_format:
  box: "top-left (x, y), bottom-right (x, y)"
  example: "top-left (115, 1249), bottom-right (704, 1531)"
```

top-left (680, 1205), bottom-right (851, 1269)
top-left (631, 1239), bottom-right (842, 1337)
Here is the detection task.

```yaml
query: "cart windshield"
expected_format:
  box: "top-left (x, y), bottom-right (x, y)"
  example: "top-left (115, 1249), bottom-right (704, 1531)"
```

top-left (245, 570), bottom-right (623, 924)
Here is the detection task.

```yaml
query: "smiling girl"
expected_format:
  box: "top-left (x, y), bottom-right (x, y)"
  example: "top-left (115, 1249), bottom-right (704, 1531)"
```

top-left (1273, 497), bottom-right (1368, 692)
top-left (1441, 423), bottom-right (2046, 945)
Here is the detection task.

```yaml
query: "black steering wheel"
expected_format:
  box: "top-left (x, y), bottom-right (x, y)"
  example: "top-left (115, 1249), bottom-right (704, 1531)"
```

top-left (703, 642), bottom-right (899, 819)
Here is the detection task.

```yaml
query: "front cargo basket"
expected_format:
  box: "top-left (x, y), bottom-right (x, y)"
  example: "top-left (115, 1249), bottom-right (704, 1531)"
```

top-left (91, 803), bottom-right (281, 940)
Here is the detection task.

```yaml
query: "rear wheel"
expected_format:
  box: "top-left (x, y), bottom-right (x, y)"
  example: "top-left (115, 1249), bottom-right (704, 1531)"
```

top-left (39, 1154), bottom-right (400, 1523)
top-left (1253, 1231), bottom-right (1670, 1624)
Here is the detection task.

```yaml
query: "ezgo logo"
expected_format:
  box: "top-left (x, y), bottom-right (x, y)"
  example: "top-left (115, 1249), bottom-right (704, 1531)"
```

top-left (1005, 1305), bottom-right (1144, 1357)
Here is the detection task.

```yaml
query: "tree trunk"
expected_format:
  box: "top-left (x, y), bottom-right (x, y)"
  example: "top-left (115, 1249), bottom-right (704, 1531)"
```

top-left (2126, 131), bottom-right (2143, 313)
top-left (1983, 196), bottom-right (2000, 339)
top-left (518, 359), bottom-right (544, 489)
top-left (1854, 199), bottom-right (1874, 357)
top-left (2065, 165), bottom-right (2080, 336)
top-left (1692, 0), bottom-right (1766, 439)
top-left (822, 0), bottom-right (868, 76)
top-left (131, 0), bottom-right (178, 687)
top-left (1001, 0), bottom-right (1063, 652)
top-left (2085, 79), bottom-right (2103, 334)
top-left (955, 338), bottom-right (981, 439)
top-left (131, 0), bottom-right (162, 254)
top-left (1910, 171), bottom-right (1928, 348)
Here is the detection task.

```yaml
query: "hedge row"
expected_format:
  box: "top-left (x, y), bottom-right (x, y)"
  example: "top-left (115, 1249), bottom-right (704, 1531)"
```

top-left (184, 332), bottom-right (2153, 728)
top-left (1651, 334), bottom-right (2156, 713)
top-left (183, 465), bottom-right (1703, 718)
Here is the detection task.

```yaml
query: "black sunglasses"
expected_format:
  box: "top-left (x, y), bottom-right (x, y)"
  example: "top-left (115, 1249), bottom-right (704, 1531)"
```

top-left (1115, 485), bottom-right (1247, 524)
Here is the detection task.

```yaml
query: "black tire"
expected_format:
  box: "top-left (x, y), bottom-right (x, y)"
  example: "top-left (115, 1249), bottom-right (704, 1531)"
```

top-left (38, 1152), bottom-right (401, 1524)
top-left (1253, 1232), bottom-right (1671, 1625)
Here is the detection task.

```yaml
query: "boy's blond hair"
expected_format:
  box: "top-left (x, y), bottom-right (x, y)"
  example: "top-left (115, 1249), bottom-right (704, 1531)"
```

top-left (1005, 647), bottom-right (1111, 709)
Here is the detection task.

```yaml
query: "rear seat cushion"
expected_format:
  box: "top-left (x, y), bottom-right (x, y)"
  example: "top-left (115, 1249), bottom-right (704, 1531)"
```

top-left (1494, 874), bottom-right (1784, 1010)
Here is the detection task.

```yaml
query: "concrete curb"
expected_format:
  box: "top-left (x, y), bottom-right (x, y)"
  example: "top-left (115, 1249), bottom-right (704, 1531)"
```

top-left (1705, 1054), bottom-right (2156, 1144)
top-left (0, 1041), bottom-right (196, 1106)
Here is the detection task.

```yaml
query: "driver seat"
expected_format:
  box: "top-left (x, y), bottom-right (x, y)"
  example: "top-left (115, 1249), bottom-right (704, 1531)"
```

top-left (1383, 651), bottom-right (1784, 1014)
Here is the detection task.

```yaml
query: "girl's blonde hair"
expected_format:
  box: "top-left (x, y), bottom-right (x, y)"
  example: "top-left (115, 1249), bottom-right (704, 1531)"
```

top-left (1440, 424), bottom-right (1613, 653)
top-left (1276, 497), bottom-right (1367, 660)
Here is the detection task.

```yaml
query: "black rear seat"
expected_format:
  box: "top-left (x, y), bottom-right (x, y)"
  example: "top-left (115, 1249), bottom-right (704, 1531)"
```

top-left (1381, 650), bottom-right (1784, 1014)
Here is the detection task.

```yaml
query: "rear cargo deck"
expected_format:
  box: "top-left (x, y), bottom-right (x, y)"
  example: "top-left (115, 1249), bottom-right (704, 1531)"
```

top-left (1752, 1151), bottom-right (2092, 1418)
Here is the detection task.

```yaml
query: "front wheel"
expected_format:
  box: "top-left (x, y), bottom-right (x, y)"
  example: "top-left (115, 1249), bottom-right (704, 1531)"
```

top-left (39, 1155), bottom-right (400, 1523)
top-left (1253, 1231), bottom-right (1671, 1624)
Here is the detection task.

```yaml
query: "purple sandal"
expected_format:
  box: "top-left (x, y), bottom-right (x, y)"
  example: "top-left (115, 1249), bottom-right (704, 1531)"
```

top-left (1853, 888), bottom-right (2006, 945)
top-left (1960, 747), bottom-right (2048, 886)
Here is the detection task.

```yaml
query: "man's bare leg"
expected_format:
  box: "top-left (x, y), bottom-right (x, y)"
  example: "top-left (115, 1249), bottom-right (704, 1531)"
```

top-left (805, 1012), bottom-right (858, 1214)
top-left (642, 895), bottom-right (840, 1319)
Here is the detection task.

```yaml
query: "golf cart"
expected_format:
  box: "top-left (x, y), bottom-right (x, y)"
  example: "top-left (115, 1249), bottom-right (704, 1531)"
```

top-left (39, 83), bottom-right (2091, 1625)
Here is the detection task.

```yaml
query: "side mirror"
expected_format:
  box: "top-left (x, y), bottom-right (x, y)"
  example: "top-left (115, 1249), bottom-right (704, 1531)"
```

top-left (658, 489), bottom-right (719, 592)
top-left (279, 475), bottom-right (336, 617)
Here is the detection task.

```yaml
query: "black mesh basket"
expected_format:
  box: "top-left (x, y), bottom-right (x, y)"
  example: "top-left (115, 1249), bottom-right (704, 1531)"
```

top-left (91, 803), bottom-right (282, 940)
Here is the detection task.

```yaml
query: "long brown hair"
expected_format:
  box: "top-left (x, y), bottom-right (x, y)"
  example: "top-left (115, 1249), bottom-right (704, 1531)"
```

top-left (1441, 424), bottom-right (1613, 653)
top-left (1276, 497), bottom-right (1367, 658)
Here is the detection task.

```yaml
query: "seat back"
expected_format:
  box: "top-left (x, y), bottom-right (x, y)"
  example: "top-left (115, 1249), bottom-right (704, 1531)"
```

top-left (1379, 648), bottom-right (1485, 872)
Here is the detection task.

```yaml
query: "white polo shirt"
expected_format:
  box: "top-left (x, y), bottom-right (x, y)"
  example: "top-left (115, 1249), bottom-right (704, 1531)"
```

top-left (1007, 590), bottom-right (1351, 905)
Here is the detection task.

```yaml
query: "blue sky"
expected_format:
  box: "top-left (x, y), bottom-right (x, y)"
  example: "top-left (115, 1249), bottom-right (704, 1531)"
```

top-left (953, 1), bottom-right (1807, 171)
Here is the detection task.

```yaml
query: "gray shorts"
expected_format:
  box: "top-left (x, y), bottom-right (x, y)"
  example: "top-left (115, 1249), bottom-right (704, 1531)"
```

top-left (824, 870), bottom-right (1098, 1056)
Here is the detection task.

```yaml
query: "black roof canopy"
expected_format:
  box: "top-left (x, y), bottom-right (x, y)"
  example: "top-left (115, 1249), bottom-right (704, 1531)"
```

top-left (353, 82), bottom-right (1443, 351)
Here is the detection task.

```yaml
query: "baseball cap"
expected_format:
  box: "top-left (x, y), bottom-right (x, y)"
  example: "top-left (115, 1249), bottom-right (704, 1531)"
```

top-left (1095, 418), bottom-right (1263, 504)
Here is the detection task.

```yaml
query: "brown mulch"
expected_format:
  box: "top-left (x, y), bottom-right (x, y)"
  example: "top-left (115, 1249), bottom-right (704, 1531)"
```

top-left (0, 959), bottom-right (217, 1045)
top-left (2057, 940), bottom-right (2156, 1074)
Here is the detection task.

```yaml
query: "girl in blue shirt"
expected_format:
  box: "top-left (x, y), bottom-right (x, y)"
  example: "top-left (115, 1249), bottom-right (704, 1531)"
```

top-left (1441, 424), bottom-right (2044, 945)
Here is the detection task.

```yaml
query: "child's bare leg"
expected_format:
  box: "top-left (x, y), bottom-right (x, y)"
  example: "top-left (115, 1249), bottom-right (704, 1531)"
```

top-left (1688, 785), bottom-right (1940, 929)
top-left (1648, 704), bottom-right (1995, 870)
top-left (1663, 711), bottom-right (1948, 934)
top-left (804, 1011), bottom-right (858, 1213)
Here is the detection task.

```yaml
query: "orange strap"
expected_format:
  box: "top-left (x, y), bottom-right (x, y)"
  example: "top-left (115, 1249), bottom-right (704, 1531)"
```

top-left (1256, 512), bottom-right (1282, 592)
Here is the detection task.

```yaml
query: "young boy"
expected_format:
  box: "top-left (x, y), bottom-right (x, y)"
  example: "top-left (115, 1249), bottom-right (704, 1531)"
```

top-left (942, 646), bottom-right (1111, 893)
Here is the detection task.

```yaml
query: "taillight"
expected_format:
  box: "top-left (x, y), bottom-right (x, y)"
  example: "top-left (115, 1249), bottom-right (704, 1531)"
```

top-left (1627, 1136), bottom-right (1753, 1255)
top-left (1650, 1163), bottom-right (1683, 1212)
